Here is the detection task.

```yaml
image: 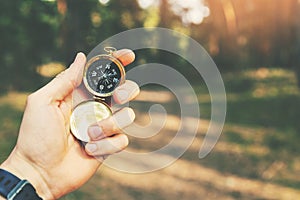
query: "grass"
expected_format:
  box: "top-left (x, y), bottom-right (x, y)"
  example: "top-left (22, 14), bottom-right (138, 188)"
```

top-left (0, 68), bottom-right (300, 199)
top-left (0, 102), bottom-right (23, 162)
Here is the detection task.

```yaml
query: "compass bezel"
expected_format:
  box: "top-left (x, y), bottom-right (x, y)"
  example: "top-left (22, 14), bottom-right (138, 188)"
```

top-left (83, 54), bottom-right (125, 97)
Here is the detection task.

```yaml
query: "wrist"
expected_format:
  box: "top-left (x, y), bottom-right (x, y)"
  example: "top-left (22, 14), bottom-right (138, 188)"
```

top-left (0, 149), bottom-right (55, 200)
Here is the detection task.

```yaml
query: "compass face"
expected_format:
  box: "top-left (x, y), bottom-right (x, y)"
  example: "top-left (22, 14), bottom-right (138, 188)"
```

top-left (84, 56), bottom-right (124, 97)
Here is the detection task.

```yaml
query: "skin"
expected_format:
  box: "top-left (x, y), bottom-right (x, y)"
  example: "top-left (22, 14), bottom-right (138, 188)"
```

top-left (0, 49), bottom-right (140, 200)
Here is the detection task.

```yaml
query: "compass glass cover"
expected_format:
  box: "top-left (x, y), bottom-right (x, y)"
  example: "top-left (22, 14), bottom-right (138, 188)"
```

top-left (85, 58), bottom-right (122, 96)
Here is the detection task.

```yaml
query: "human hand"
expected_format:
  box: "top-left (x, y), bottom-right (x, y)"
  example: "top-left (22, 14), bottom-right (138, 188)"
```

top-left (0, 50), bottom-right (139, 199)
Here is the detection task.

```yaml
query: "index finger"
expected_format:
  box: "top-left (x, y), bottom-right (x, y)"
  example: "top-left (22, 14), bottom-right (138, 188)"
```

top-left (113, 49), bottom-right (135, 66)
top-left (35, 49), bottom-right (135, 102)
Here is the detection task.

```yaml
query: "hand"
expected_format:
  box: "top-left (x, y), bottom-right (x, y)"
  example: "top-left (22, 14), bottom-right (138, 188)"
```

top-left (0, 50), bottom-right (139, 199)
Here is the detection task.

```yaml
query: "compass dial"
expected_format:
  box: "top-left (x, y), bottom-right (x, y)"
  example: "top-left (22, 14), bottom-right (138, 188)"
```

top-left (84, 55), bottom-right (125, 97)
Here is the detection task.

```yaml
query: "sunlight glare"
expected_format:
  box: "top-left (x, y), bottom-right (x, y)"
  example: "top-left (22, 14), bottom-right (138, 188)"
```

top-left (138, 0), bottom-right (159, 9)
top-left (99, 0), bottom-right (110, 5)
top-left (169, 0), bottom-right (210, 25)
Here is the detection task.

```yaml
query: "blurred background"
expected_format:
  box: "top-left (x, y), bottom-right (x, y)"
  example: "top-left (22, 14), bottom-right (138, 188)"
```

top-left (0, 0), bottom-right (300, 199)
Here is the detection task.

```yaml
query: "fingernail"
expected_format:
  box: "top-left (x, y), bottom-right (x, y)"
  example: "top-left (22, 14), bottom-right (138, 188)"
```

top-left (116, 89), bottom-right (129, 104)
top-left (74, 52), bottom-right (85, 63)
top-left (88, 126), bottom-right (103, 139)
top-left (74, 52), bottom-right (80, 61)
top-left (86, 143), bottom-right (97, 153)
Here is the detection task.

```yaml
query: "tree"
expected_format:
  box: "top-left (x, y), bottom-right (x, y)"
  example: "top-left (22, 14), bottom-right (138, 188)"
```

top-left (0, 0), bottom-right (59, 91)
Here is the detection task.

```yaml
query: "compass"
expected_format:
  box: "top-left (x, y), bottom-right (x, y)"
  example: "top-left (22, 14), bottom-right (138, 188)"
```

top-left (70, 47), bottom-right (125, 142)
top-left (84, 51), bottom-right (125, 97)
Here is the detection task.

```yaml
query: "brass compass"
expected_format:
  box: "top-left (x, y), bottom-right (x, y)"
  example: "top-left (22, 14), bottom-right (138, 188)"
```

top-left (70, 47), bottom-right (125, 142)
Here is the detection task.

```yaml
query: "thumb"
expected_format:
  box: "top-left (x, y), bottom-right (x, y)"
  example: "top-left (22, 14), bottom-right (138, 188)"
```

top-left (39, 52), bottom-right (86, 102)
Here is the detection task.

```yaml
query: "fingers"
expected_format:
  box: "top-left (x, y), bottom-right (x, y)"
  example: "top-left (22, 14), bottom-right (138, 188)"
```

top-left (37, 52), bottom-right (87, 102)
top-left (85, 134), bottom-right (129, 156)
top-left (112, 49), bottom-right (135, 66)
top-left (113, 80), bottom-right (140, 104)
top-left (88, 107), bottom-right (135, 141)
top-left (36, 49), bottom-right (135, 103)
top-left (85, 107), bottom-right (135, 156)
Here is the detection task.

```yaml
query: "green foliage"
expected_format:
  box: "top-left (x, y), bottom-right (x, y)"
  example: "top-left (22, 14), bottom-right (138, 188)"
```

top-left (0, 0), bottom-right (60, 92)
top-left (1, 0), bottom-right (300, 92)
top-left (0, 104), bottom-right (22, 163)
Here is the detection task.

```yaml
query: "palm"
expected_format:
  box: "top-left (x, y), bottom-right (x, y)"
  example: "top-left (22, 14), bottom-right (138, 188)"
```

top-left (2, 51), bottom-right (136, 199)
top-left (16, 94), bottom-right (100, 198)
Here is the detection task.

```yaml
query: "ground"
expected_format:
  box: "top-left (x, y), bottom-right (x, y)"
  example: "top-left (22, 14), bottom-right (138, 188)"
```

top-left (1, 68), bottom-right (299, 200)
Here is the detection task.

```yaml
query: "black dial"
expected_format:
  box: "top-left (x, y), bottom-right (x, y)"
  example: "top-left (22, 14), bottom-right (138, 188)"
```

top-left (85, 57), bottom-right (123, 96)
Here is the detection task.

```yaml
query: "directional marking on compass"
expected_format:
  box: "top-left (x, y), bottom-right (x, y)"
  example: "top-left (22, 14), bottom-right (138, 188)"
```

top-left (91, 71), bottom-right (97, 77)
top-left (107, 84), bottom-right (113, 89)
top-left (96, 65), bottom-right (103, 70)
top-left (113, 78), bottom-right (119, 83)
